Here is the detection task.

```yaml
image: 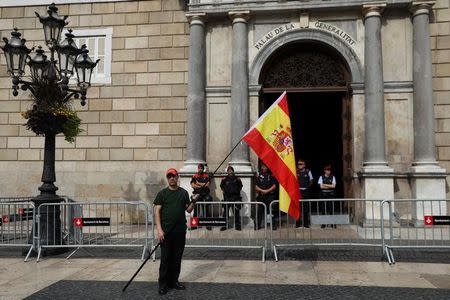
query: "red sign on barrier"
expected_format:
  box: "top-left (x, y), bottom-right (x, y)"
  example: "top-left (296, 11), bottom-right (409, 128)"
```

top-left (190, 217), bottom-right (199, 228)
top-left (73, 217), bottom-right (83, 228)
top-left (424, 216), bottom-right (450, 226)
top-left (2, 215), bottom-right (9, 224)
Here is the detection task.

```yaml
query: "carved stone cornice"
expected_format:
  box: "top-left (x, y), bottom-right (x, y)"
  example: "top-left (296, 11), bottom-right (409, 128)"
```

top-left (410, 1), bottom-right (435, 18)
top-left (228, 10), bottom-right (250, 24)
top-left (186, 12), bottom-right (207, 26)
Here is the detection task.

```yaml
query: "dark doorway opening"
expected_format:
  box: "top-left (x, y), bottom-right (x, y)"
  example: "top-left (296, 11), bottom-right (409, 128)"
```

top-left (261, 92), bottom-right (344, 198)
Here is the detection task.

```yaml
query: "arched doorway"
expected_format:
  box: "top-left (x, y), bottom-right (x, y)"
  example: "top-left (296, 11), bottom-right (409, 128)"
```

top-left (258, 41), bottom-right (353, 198)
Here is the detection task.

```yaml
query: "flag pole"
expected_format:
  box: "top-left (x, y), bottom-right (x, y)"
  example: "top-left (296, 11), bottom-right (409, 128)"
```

top-left (122, 138), bottom-right (246, 293)
top-left (210, 138), bottom-right (244, 175)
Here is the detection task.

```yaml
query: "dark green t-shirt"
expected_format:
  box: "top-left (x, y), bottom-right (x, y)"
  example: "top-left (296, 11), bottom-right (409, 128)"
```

top-left (154, 187), bottom-right (190, 232)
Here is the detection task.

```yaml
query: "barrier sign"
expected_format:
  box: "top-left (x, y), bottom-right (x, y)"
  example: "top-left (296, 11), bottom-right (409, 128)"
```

top-left (18, 208), bottom-right (34, 219)
top-left (73, 217), bottom-right (111, 228)
top-left (190, 217), bottom-right (226, 228)
top-left (424, 215), bottom-right (450, 226)
top-left (0, 210), bottom-right (33, 226)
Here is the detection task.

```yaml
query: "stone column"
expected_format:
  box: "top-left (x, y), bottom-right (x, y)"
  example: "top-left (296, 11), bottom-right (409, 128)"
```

top-left (182, 13), bottom-right (207, 175)
top-left (361, 3), bottom-right (394, 223)
top-left (411, 2), bottom-right (438, 165)
top-left (228, 11), bottom-right (254, 228)
top-left (229, 11), bottom-right (252, 173)
top-left (363, 4), bottom-right (387, 168)
top-left (410, 1), bottom-right (446, 224)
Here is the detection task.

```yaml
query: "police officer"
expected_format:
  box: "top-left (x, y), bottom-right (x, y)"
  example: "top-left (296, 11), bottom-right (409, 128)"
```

top-left (190, 164), bottom-right (212, 230)
top-left (255, 163), bottom-right (278, 230)
top-left (220, 166), bottom-right (243, 231)
top-left (296, 159), bottom-right (313, 228)
top-left (318, 164), bottom-right (337, 228)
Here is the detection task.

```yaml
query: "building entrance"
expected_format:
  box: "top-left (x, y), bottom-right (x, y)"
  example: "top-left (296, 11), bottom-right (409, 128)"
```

top-left (261, 92), bottom-right (347, 198)
top-left (258, 41), bottom-right (353, 197)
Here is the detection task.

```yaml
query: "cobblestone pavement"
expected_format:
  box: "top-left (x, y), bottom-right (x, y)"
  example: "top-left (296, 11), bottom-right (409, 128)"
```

top-left (1, 245), bottom-right (450, 299)
top-left (25, 281), bottom-right (450, 300)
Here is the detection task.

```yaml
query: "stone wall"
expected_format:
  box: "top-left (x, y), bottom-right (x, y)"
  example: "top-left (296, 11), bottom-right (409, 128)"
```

top-left (0, 0), bottom-right (448, 201)
top-left (432, 0), bottom-right (450, 198)
top-left (0, 0), bottom-right (188, 202)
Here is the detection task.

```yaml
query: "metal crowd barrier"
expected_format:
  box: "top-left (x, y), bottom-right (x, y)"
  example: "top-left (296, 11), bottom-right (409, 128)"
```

top-left (178, 201), bottom-right (268, 262)
top-left (0, 196), bottom-right (72, 203)
top-left (36, 201), bottom-right (152, 262)
top-left (0, 201), bottom-right (35, 261)
top-left (270, 199), bottom-right (385, 261)
top-left (381, 199), bottom-right (450, 265)
top-left (0, 197), bottom-right (34, 203)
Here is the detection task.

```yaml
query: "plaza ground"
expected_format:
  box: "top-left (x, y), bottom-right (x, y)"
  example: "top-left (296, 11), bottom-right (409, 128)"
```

top-left (1, 254), bottom-right (450, 299)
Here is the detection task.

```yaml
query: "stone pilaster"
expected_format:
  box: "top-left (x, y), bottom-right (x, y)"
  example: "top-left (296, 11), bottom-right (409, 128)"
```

top-left (182, 13), bottom-right (207, 174)
top-left (409, 1), bottom-right (446, 223)
top-left (361, 3), bottom-right (394, 222)
top-left (229, 11), bottom-right (252, 173)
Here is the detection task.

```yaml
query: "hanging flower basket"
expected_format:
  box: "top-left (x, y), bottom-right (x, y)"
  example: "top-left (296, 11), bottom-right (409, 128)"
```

top-left (21, 105), bottom-right (83, 143)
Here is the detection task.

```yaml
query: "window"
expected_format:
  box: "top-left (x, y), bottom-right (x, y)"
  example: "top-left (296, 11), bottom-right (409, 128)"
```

top-left (66, 28), bottom-right (113, 85)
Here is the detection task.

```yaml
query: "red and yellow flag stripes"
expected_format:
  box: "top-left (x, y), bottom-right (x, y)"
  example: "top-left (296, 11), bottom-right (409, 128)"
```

top-left (243, 91), bottom-right (300, 220)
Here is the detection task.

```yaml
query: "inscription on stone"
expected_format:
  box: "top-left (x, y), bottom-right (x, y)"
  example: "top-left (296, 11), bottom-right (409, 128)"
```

top-left (254, 21), bottom-right (356, 52)
top-left (313, 21), bottom-right (356, 46)
top-left (254, 23), bottom-right (298, 51)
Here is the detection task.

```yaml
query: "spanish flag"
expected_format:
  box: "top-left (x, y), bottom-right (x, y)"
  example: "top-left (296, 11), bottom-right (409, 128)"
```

top-left (243, 91), bottom-right (300, 220)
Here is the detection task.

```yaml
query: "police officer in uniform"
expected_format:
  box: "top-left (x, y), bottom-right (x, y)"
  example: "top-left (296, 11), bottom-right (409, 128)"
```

top-left (220, 165), bottom-right (243, 231)
top-left (190, 164), bottom-right (212, 229)
top-left (318, 164), bottom-right (337, 228)
top-left (296, 159), bottom-right (313, 228)
top-left (255, 163), bottom-right (278, 230)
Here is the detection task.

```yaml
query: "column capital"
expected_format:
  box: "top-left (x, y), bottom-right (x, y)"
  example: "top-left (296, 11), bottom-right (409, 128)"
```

top-left (362, 2), bottom-right (387, 19)
top-left (228, 11), bottom-right (250, 24)
top-left (186, 12), bottom-right (207, 26)
top-left (410, 1), bottom-right (435, 18)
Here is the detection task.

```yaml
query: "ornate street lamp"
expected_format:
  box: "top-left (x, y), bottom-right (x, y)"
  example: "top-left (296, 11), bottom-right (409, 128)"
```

top-left (1, 3), bottom-right (98, 251)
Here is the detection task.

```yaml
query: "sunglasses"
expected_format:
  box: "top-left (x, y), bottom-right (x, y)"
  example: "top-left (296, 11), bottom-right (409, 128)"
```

top-left (166, 173), bottom-right (177, 179)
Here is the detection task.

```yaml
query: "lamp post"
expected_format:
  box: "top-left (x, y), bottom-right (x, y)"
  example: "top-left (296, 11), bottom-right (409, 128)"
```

top-left (1, 3), bottom-right (98, 250)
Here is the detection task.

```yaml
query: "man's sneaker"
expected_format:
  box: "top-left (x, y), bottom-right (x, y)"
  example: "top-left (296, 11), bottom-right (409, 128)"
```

top-left (220, 227), bottom-right (227, 231)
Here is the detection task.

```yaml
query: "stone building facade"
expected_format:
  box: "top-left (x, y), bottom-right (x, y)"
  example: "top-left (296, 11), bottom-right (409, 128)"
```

top-left (0, 0), bottom-right (449, 215)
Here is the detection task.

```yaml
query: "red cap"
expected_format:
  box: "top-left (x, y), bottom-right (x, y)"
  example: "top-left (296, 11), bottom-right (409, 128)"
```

top-left (166, 168), bottom-right (178, 177)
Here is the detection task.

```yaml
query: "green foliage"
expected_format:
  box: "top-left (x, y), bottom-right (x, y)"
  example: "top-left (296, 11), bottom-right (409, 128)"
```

top-left (21, 105), bottom-right (83, 143)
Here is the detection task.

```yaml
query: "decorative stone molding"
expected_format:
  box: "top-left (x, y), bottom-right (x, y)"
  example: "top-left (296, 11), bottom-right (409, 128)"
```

top-left (362, 2), bottom-right (387, 19)
top-left (186, 12), bottom-right (207, 26)
top-left (228, 10), bottom-right (250, 24)
top-left (299, 12), bottom-right (309, 28)
top-left (410, 1), bottom-right (435, 17)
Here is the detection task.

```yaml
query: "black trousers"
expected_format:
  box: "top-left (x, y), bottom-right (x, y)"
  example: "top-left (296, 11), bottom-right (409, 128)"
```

top-left (193, 193), bottom-right (212, 218)
top-left (159, 231), bottom-right (186, 289)
top-left (255, 194), bottom-right (277, 229)
top-left (296, 189), bottom-right (311, 227)
top-left (222, 196), bottom-right (241, 228)
top-left (319, 191), bottom-right (336, 215)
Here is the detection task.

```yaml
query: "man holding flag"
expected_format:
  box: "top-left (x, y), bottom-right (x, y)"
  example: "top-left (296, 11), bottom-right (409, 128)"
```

top-left (243, 91), bottom-right (301, 222)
